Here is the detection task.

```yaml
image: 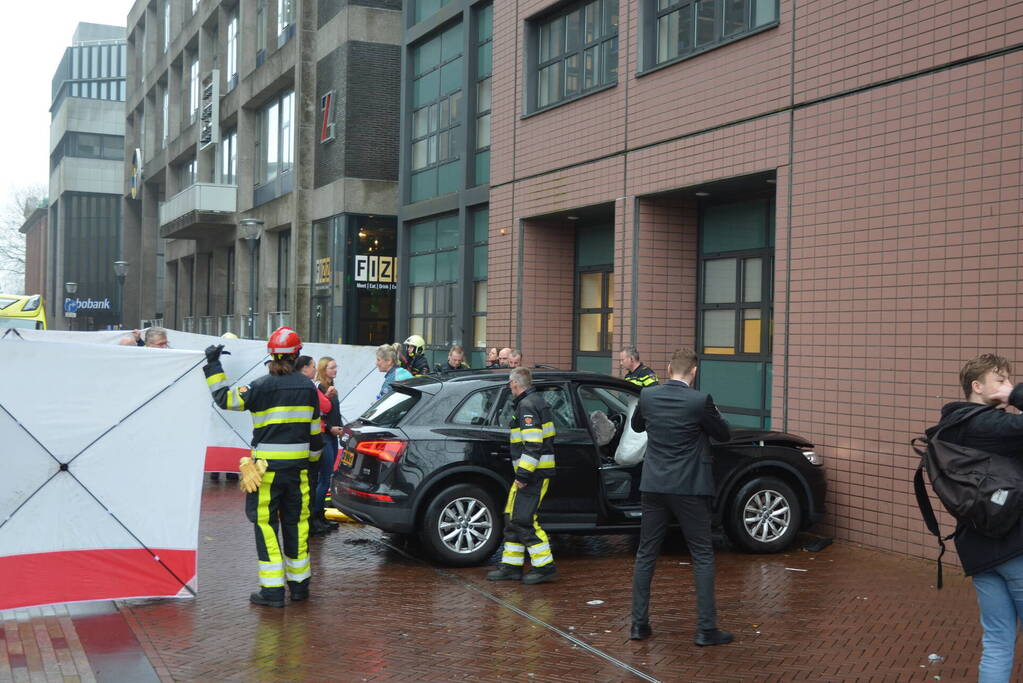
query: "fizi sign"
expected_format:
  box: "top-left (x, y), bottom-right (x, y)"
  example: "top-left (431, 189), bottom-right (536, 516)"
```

top-left (354, 255), bottom-right (397, 290)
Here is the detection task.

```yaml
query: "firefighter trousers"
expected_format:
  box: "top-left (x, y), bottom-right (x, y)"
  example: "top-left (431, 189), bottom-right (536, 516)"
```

top-left (501, 478), bottom-right (553, 568)
top-left (244, 467), bottom-right (311, 596)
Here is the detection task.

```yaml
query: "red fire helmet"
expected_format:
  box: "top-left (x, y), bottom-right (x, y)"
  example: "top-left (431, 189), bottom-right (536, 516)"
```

top-left (267, 326), bottom-right (302, 355)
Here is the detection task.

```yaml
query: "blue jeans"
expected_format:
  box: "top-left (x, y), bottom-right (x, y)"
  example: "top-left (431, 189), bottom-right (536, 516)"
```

top-left (314, 433), bottom-right (338, 514)
top-left (974, 554), bottom-right (1023, 682)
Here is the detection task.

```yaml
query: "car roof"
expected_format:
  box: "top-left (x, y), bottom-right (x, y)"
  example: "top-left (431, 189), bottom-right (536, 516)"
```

top-left (402, 368), bottom-right (638, 391)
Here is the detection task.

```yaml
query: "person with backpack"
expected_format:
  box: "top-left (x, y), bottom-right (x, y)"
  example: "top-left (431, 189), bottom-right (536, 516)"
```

top-left (927, 354), bottom-right (1023, 682)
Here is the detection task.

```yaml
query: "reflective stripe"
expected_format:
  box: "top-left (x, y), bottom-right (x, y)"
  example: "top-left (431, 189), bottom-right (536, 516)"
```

top-left (503, 543), bottom-right (525, 552)
top-left (226, 388), bottom-right (246, 411)
top-left (542, 421), bottom-right (556, 438)
top-left (520, 428), bottom-right (543, 443)
top-left (296, 468), bottom-right (310, 566)
top-left (284, 555), bottom-right (311, 582)
top-left (309, 420), bottom-right (320, 436)
top-left (537, 454), bottom-right (555, 469)
top-left (502, 552), bottom-right (525, 566)
top-left (517, 454), bottom-right (539, 472)
top-left (255, 472), bottom-right (282, 585)
top-left (509, 428), bottom-right (522, 444)
top-left (251, 406), bottom-right (315, 429)
top-left (206, 372), bottom-right (229, 391)
top-left (252, 442), bottom-right (311, 460)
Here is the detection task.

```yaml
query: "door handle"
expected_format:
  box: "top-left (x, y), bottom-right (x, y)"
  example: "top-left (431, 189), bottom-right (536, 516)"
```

top-left (490, 452), bottom-right (511, 459)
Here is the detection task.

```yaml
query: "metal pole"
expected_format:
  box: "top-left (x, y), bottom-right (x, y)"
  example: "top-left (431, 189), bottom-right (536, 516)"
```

top-left (248, 240), bottom-right (256, 339)
top-left (116, 275), bottom-right (125, 328)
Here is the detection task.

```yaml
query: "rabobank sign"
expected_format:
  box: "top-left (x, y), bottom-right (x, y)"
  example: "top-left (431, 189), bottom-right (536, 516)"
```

top-left (64, 297), bottom-right (112, 311)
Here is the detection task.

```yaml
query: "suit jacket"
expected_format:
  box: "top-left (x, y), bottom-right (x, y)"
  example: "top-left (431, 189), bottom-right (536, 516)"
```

top-left (631, 379), bottom-right (731, 496)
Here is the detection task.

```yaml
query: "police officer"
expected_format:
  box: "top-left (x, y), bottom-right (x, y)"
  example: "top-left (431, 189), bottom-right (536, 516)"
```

top-left (400, 334), bottom-right (430, 376)
top-left (203, 327), bottom-right (323, 607)
top-left (619, 346), bottom-right (659, 387)
top-left (487, 367), bottom-right (558, 584)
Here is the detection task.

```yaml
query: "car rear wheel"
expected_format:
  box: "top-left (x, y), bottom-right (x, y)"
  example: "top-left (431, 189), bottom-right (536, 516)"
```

top-left (725, 476), bottom-right (801, 553)
top-left (419, 483), bottom-right (503, 567)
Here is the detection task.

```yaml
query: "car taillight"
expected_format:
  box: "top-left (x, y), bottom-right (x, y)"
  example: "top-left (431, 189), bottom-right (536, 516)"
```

top-left (355, 440), bottom-right (407, 462)
top-left (340, 485), bottom-right (394, 503)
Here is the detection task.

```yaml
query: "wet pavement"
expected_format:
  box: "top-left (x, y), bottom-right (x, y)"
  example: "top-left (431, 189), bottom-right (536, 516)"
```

top-left (2, 480), bottom-right (1017, 681)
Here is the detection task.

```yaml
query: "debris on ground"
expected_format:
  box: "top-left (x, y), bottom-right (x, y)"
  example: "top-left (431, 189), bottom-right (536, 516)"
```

top-left (586, 599), bottom-right (604, 605)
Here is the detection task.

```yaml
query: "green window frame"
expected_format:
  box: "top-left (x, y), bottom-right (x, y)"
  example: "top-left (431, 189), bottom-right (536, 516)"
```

top-left (408, 214), bottom-right (460, 361)
top-left (473, 3), bottom-right (493, 186)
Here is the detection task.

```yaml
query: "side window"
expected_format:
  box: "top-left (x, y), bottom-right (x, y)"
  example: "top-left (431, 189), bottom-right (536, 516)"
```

top-left (494, 386), bottom-right (579, 431)
top-left (450, 387), bottom-right (500, 425)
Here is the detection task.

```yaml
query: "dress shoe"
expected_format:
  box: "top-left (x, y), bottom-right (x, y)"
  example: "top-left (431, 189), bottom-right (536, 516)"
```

top-left (522, 564), bottom-right (558, 585)
top-left (694, 628), bottom-right (733, 646)
top-left (486, 564), bottom-right (523, 581)
top-left (309, 518), bottom-right (330, 537)
top-left (629, 623), bottom-right (652, 641)
top-left (249, 589), bottom-right (285, 608)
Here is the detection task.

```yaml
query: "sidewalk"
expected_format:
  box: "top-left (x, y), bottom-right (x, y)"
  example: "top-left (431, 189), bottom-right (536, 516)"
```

top-left (1, 482), bottom-right (1008, 681)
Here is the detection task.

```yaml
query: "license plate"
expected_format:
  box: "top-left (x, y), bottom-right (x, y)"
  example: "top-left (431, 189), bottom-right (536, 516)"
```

top-left (340, 449), bottom-right (355, 467)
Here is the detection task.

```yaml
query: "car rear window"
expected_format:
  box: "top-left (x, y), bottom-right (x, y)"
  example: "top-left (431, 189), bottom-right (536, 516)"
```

top-left (360, 388), bottom-right (420, 427)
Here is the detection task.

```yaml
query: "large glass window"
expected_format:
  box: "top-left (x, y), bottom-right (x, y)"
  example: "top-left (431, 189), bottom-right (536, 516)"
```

top-left (278, 0), bottom-right (295, 36)
top-left (189, 58), bottom-right (199, 123)
top-left (161, 87), bottom-right (169, 148)
top-left (409, 22), bottom-right (463, 203)
top-left (473, 4), bottom-right (492, 186)
top-left (697, 196), bottom-right (774, 428)
top-left (226, 13), bottom-right (238, 88)
top-left (256, 0), bottom-right (267, 59)
top-left (533, 0), bottom-right (618, 111)
top-left (470, 206), bottom-right (488, 367)
top-left (258, 90), bottom-right (295, 184)
top-left (408, 214), bottom-right (459, 365)
top-left (414, 0), bottom-right (451, 24)
top-left (177, 157), bottom-right (197, 189)
top-left (649, 0), bottom-right (777, 69)
top-left (574, 224), bottom-right (614, 373)
top-left (163, 1), bottom-right (171, 51)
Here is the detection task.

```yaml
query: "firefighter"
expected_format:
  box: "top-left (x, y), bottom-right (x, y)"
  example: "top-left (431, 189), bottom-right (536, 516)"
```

top-left (619, 345), bottom-right (659, 387)
top-left (400, 334), bottom-right (430, 376)
top-left (487, 367), bottom-right (558, 584)
top-left (203, 327), bottom-right (323, 607)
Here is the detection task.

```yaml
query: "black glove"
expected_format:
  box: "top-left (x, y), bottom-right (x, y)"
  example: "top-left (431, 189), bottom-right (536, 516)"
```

top-left (204, 344), bottom-right (229, 364)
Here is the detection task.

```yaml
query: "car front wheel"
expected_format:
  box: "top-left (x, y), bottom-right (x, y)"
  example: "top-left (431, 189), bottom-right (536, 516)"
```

top-left (419, 483), bottom-right (503, 567)
top-left (725, 476), bottom-right (802, 553)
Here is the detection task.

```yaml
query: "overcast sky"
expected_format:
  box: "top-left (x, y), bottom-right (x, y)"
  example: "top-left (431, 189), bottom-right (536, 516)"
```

top-left (0, 0), bottom-right (132, 208)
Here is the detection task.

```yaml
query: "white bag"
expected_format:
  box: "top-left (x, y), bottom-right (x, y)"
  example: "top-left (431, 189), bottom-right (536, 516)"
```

top-left (614, 401), bottom-right (647, 466)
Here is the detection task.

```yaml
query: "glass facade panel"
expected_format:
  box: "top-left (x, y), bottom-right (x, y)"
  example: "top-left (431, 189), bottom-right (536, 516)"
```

top-left (580, 272), bottom-right (603, 308)
top-left (699, 359), bottom-right (763, 410)
top-left (743, 257), bottom-right (762, 302)
top-left (701, 198), bottom-right (769, 253)
top-left (703, 258), bottom-right (736, 303)
top-left (742, 309), bottom-right (761, 353)
top-left (410, 254), bottom-right (435, 283)
top-left (534, 0), bottom-right (618, 111)
top-left (702, 309), bottom-right (735, 354)
top-left (651, 0), bottom-right (776, 70)
top-left (410, 22), bottom-right (463, 202)
top-left (578, 313), bottom-right (602, 351)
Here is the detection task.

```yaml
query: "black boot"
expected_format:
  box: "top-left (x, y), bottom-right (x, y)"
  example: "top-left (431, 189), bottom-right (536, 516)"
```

top-left (694, 628), bottom-right (733, 646)
top-left (522, 563), bottom-right (558, 585)
top-left (309, 517), bottom-right (330, 537)
top-left (486, 564), bottom-right (523, 581)
top-left (288, 580), bottom-right (310, 602)
top-left (249, 588), bottom-right (285, 608)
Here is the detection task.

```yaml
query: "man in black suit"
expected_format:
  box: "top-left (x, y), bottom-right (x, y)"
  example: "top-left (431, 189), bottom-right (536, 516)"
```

top-left (628, 347), bottom-right (733, 646)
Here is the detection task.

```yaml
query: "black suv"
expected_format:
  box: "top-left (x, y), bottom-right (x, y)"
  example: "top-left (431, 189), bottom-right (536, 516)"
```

top-left (332, 370), bottom-right (826, 567)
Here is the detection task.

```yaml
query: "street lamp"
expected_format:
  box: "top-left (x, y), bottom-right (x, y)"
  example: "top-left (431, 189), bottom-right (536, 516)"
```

top-left (113, 261), bottom-right (128, 329)
top-left (64, 282), bottom-right (78, 330)
top-left (238, 218), bottom-right (264, 339)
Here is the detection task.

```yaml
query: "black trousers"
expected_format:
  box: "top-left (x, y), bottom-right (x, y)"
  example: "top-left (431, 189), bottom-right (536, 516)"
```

top-left (244, 467), bottom-right (311, 595)
top-left (631, 492), bottom-right (717, 631)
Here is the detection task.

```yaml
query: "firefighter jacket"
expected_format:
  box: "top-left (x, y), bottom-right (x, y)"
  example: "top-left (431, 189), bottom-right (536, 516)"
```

top-left (509, 387), bottom-right (556, 485)
top-left (204, 361), bottom-right (324, 471)
top-left (404, 352), bottom-right (430, 376)
top-left (625, 363), bottom-right (659, 387)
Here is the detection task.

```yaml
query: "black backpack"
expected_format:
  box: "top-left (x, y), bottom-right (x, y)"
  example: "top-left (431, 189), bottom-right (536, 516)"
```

top-left (913, 404), bottom-right (1023, 588)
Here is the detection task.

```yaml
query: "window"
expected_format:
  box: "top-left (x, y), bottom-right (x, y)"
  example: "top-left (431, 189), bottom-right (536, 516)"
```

top-left (258, 90), bottom-right (295, 184)
top-left (450, 388), bottom-right (500, 425)
top-left (277, 230), bottom-right (290, 311)
top-left (189, 58), bottom-right (199, 123)
top-left (496, 385), bottom-right (579, 430)
top-left (409, 22), bottom-right (463, 203)
top-left (162, 87), bottom-right (169, 147)
top-left (226, 13), bottom-right (238, 88)
top-left (532, 0), bottom-right (618, 111)
top-left (256, 0), bottom-right (267, 61)
top-left (221, 129), bottom-right (237, 184)
top-left (408, 214), bottom-right (459, 364)
top-left (414, 0), bottom-right (451, 24)
top-left (177, 157), bottom-right (197, 189)
top-left (226, 246), bottom-right (236, 315)
top-left (278, 0), bottom-right (295, 41)
top-left (65, 133), bottom-right (123, 161)
top-left (163, 1), bottom-right (171, 51)
top-left (574, 224), bottom-right (614, 373)
top-left (473, 4), bottom-right (492, 186)
top-left (697, 196), bottom-right (774, 428)
top-left (648, 0), bottom-right (777, 70)
top-left (470, 206), bottom-right (488, 366)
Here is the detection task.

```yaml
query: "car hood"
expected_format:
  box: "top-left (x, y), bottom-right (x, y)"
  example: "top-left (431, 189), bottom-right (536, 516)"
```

top-left (714, 428), bottom-right (813, 448)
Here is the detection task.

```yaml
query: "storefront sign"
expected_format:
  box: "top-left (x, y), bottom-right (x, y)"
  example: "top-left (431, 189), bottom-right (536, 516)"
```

top-left (65, 297), bottom-right (112, 312)
top-left (315, 257), bottom-right (331, 286)
top-left (354, 255), bottom-right (397, 290)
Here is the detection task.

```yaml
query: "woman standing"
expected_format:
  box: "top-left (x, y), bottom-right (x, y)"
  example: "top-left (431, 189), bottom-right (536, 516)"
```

top-left (376, 344), bottom-right (413, 398)
top-left (313, 357), bottom-right (342, 534)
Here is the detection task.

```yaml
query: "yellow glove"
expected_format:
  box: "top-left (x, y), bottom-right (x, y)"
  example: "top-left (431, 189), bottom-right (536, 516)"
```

top-left (238, 457), bottom-right (268, 493)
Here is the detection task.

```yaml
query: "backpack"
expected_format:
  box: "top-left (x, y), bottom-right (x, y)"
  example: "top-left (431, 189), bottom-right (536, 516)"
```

top-left (913, 404), bottom-right (1023, 588)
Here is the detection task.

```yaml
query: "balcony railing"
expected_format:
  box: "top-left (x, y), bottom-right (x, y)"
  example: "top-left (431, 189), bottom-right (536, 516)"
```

top-left (219, 314), bottom-right (236, 336)
top-left (181, 317), bottom-right (196, 333)
top-left (266, 311), bottom-right (290, 332)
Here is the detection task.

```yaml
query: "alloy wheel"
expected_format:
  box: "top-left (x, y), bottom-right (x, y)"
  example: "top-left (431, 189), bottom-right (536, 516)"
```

top-left (437, 496), bottom-right (493, 554)
top-left (742, 489), bottom-right (791, 543)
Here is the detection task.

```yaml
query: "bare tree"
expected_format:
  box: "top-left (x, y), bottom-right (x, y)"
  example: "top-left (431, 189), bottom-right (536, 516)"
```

top-left (0, 184), bottom-right (46, 294)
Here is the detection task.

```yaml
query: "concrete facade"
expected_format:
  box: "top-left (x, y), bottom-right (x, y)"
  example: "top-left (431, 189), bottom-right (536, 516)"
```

top-left (123, 0), bottom-right (401, 341)
top-left (47, 23), bottom-right (127, 329)
top-left (483, 0), bottom-right (1023, 563)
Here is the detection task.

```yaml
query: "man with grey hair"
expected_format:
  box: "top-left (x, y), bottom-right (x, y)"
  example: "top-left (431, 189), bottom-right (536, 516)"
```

top-left (508, 349), bottom-right (522, 369)
top-left (486, 367), bottom-right (559, 584)
top-left (144, 327), bottom-right (169, 348)
top-left (619, 346), bottom-right (658, 387)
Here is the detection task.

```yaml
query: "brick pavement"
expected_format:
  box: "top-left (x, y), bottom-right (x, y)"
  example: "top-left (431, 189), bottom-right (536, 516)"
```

top-left (2, 480), bottom-right (1017, 681)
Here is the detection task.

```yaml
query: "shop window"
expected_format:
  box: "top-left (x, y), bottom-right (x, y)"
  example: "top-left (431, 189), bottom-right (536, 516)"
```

top-left (410, 22), bottom-right (463, 203)
top-left (697, 196), bottom-right (774, 428)
top-left (645, 0), bottom-right (778, 72)
top-left (529, 0), bottom-right (618, 113)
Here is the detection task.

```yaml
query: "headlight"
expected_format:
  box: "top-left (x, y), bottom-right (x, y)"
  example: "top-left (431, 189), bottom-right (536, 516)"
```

top-left (22, 296), bottom-right (40, 312)
top-left (801, 449), bottom-right (822, 465)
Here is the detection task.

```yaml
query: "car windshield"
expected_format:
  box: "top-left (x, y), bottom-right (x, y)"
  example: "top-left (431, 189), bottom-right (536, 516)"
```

top-left (0, 317), bottom-right (40, 330)
top-left (360, 388), bottom-right (419, 427)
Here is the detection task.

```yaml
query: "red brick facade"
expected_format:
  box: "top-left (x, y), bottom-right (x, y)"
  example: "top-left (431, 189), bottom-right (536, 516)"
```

top-left (19, 208), bottom-right (48, 300)
top-left (487, 0), bottom-right (1023, 563)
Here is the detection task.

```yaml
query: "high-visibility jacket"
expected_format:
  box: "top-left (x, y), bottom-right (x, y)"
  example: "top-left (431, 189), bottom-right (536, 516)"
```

top-left (625, 363), bottom-right (659, 387)
top-left (403, 352), bottom-right (430, 377)
top-left (509, 387), bottom-right (556, 485)
top-left (204, 361), bottom-right (323, 470)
